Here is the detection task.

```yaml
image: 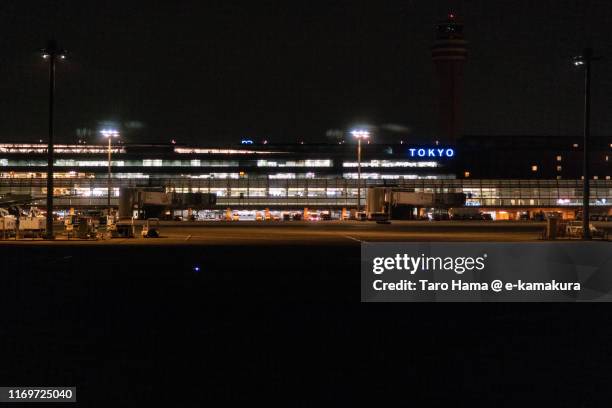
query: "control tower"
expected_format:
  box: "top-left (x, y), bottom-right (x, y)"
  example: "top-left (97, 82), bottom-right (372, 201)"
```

top-left (431, 13), bottom-right (468, 143)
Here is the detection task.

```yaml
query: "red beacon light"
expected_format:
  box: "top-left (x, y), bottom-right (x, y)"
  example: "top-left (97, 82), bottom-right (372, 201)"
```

top-left (448, 12), bottom-right (455, 19)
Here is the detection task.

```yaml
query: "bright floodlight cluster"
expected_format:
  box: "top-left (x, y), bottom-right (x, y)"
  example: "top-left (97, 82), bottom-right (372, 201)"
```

top-left (351, 129), bottom-right (370, 139)
top-left (100, 129), bottom-right (120, 138)
top-left (40, 40), bottom-right (67, 60)
top-left (42, 53), bottom-right (65, 59)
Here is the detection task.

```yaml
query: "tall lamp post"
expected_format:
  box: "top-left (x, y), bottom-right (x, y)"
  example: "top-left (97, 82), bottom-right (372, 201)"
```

top-left (573, 48), bottom-right (600, 240)
top-left (41, 40), bottom-right (67, 240)
top-left (351, 129), bottom-right (370, 213)
top-left (101, 129), bottom-right (120, 212)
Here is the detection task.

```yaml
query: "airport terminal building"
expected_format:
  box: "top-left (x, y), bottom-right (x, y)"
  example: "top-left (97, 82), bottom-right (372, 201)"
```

top-left (0, 135), bottom-right (610, 220)
top-left (1, 16), bottom-right (608, 220)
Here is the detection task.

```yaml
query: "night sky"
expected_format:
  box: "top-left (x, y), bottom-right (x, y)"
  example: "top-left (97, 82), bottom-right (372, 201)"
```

top-left (0, 0), bottom-right (611, 145)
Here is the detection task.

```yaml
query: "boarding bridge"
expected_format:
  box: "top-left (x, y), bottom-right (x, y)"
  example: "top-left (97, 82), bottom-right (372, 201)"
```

top-left (118, 187), bottom-right (217, 219)
top-left (366, 187), bottom-right (466, 220)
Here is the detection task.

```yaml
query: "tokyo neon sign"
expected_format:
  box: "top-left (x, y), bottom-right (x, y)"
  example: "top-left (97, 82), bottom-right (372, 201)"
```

top-left (408, 148), bottom-right (455, 158)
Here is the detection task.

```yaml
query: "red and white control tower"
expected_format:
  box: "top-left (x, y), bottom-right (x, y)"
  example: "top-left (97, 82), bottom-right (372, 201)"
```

top-left (431, 13), bottom-right (468, 143)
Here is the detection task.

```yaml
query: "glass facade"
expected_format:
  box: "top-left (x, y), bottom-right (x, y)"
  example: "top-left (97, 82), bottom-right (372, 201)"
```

top-left (1, 176), bottom-right (610, 209)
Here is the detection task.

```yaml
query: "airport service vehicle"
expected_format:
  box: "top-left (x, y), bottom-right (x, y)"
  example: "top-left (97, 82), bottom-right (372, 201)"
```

top-left (105, 215), bottom-right (117, 235)
top-left (308, 213), bottom-right (320, 221)
top-left (235, 211), bottom-right (256, 221)
top-left (64, 214), bottom-right (76, 237)
top-left (369, 212), bottom-right (390, 222)
top-left (565, 221), bottom-right (606, 239)
top-left (62, 215), bottom-right (97, 239)
top-left (141, 218), bottom-right (160, 238)
top-left (449, 207), bottom-right (483, 220)
top-left (0, 208), bottom-right (17, 237)
top-left (85, 215), bottom-right (118, 239)
top-left (76, 216), bottom-right (97, 239)
top-left (19, 208), bottom-right (46, 237)
top-left (115, 217), bottom-right (135, 238)
top-left (565, 221), bottom-right (582, 237)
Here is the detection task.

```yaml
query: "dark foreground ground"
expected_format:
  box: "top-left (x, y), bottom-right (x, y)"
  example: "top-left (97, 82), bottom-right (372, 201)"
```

top-left (0, 239), bottom-right (611, 406)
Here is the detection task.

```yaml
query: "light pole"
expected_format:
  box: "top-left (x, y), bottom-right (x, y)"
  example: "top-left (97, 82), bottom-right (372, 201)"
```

top-left (41, 40), bottom-right (67, 240)
top-left (101, 129), bottom-right (119, 212)
top-left (351, 129), bottom-right (370, 213)
top-left (573, 48), bottom-right (600, 240)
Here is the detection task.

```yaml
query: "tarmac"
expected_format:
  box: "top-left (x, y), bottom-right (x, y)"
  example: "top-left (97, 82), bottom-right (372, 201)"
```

top-left (0, 220), bottom-right (591, 245)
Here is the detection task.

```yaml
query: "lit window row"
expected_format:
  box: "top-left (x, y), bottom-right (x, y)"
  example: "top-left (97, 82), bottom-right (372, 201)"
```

top-left (268, 172), bottom-right (317, 179)
top-left (174, 147), bottom-right (282, 154)
top-left (257, 159), bottom-right (332, 167)
top-left (166, 187), bottom-right (371, 198)
top-left (0, 171), bottom-right (93, 179)
top-left (0, 159), bottom-right (240, 167)
top-left (0, 144), bottom-right (124, 154)
top-left (343, 160), bottom-right (438, 168)
top-left (187, 173), bottom-right (241, 179)
top-left (342, 173), bottom-right (445, 180)
top-left (0, 158), bottom-right (445, 169)
top-left (0, 144), bottom-right (286, 155)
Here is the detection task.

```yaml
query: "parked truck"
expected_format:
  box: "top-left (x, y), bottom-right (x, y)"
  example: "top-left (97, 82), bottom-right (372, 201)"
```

top-left (448, 207), bottom-right (485, 220)
top-left (0, 208), bottom-right (17, 238)
top-left (19, 208), bottom-right (46, 237)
